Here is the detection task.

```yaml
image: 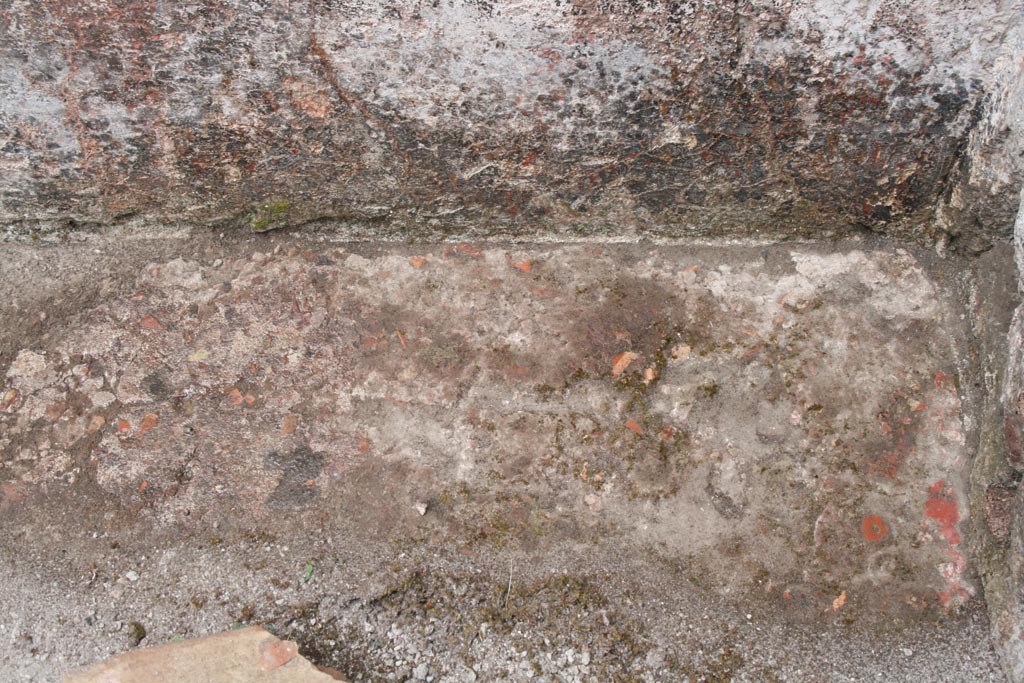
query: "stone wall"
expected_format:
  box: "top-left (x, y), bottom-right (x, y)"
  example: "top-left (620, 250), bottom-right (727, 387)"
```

top-left (988, 191), bottom-right (1024, 682)
top-left (939, 12), bottom-right (1024, 253)
top-left (1, 1), bottom-right (1022, 246)
top-left (985, 18), bottom-right (1024, 672)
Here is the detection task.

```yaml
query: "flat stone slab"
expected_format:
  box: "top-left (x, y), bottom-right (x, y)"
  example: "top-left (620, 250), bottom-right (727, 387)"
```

top-left (0, 237), bottom-right (1004, 681)
top-left (1, 242), bottom-right (974, 612)
top-left (65, 626), bottom-right (342, 682)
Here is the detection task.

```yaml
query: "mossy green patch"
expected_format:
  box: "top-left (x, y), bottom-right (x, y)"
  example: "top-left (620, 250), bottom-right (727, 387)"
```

top-left (249, 199), bottom-right (293, 232)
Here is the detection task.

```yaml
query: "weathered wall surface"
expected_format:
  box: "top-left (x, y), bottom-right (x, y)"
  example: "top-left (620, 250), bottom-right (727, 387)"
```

top-left (1, 1), bottom-right (1022, 245)
top-left (939, 13), bottom-right (1024, 253)
top-left (989, 191), bottom-right (1024, 683)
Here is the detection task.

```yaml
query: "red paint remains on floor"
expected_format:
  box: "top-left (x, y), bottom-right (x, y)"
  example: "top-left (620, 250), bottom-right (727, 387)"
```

top-left (862, 515), bottom-right (889, 542)
top-left (925, 480), bottom-right (961, 546)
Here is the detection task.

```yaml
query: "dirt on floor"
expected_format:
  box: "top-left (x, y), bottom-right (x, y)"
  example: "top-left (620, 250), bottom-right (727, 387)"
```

top-left (0, 229), bottom-right (1017, 682)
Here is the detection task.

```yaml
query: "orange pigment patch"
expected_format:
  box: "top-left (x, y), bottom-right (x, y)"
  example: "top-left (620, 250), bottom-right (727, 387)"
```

top-left (862, 515), bottom-right (889, 542)
top-left (925, 481), bottom-right (961, 545)
top-left (625, 419), bottom-right (644, 435)
top-left (612, 351), bottom-right (638, 377)
top-left (514, 260), bottom-right (532, 273)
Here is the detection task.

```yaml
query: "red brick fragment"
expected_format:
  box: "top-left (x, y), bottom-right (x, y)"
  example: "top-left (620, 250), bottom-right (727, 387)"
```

top-left (257, 637), bottom-right (298, 671)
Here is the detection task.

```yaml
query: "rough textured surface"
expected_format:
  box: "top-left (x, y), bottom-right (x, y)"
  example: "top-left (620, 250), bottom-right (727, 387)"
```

top-left (65, 626), bottom-right (344, 682)
top-left (983, 191), bottom-right (1024, 683)
top-left (0, 232), bottom-right (1013, 682)
top-left (1, 1), bottom-right (1022, 246)
top-left (4, 1), bottom-right (1024, 679)
top-left (938, 18), bottom-right (1024, 253)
